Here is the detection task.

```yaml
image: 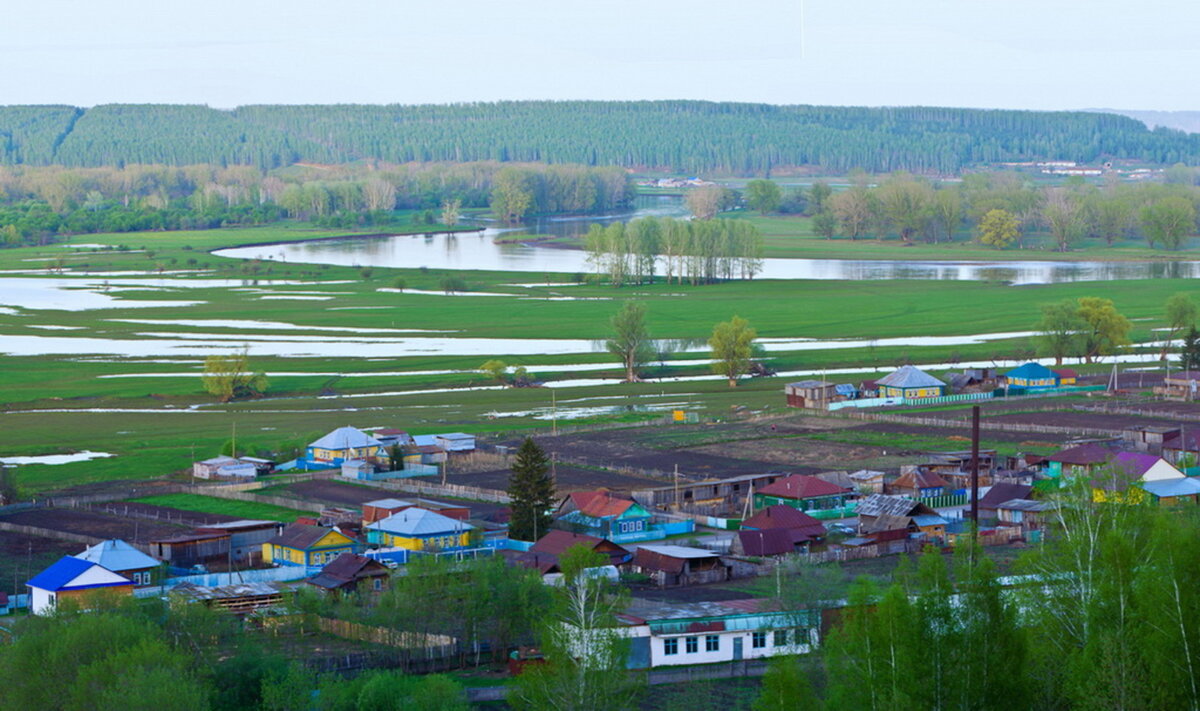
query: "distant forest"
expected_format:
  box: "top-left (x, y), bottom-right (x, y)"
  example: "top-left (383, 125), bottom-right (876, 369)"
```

top-left (3, 101), bottom-right (1200, 174)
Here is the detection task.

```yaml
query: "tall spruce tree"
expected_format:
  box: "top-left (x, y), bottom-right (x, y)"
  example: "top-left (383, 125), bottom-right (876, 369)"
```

top-left (507, 437), bottom-right (556, 542)
top-left (1180, 326), bottom-right (1200, 371)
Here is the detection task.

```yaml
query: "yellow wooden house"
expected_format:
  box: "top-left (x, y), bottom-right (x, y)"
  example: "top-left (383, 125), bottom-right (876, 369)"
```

top-left (263, 524), bottom-right (357, 567)
top-left (365, 507), bottom-right (475, 551)
top-left (875, 365), bottom-right (946, 399)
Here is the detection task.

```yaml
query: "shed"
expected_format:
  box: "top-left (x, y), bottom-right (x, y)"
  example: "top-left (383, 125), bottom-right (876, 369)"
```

top-left (27, 556), bottom-right (133, 615)
top-left (150, 530), bottom-right (230, 566)
top-left (306, 552), bottom-right (390, 594)
top-left (362, 498), bottom-right (416, 525)
top-left (1140, 477), bottom-right (1200, 506)
top-left (732, 528), bottom-right (815, 557)
top-left (1053, 368), bottom-right (1078, 385)
top-left (193, 520), bottom-right (284, 565)
top-left (977, 483), bottom-right (1034, 520)
top-left (784, 381), bottom-right (839, 409)
top-left (172, 582), bottom-right (284, 615)
top-left (434, 432), bottom-right (476, 452)
top-left (632, 545), bottom-right (731, 587)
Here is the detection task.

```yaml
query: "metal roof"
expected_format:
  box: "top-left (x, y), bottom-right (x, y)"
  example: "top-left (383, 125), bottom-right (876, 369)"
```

top-left (28, 556), bottom-right (130, 592)
top-left (876, 365), bottom-right (945, 389)
top-left (73, 539), bottom-right (159, 573)
top-left (856, 493), bottom-right (922, 518)
top-left (1005, 362), bottom-right (1058, 380)
top-left (1141, 478), bottom-right (1200, 498)
top-left (367, 507), bottom-right (474, 536)
top-left (636, 544), bottom-right (718, 560)
top-left (309, 426), bottom-right (382, 451)
top-left (363, 498), bottom-right (414, 509)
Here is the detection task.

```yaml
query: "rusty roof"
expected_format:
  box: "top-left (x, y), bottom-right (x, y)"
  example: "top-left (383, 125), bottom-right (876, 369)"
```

top-left (756, 475), bottom-right (850, 500)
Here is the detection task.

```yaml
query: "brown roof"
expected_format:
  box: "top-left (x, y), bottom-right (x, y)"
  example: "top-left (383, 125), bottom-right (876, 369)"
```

top-left (306, 553), bottom-right (388, 590)
top-left (741, 506), bottom-right (826, 539)
top-left (1046, 442), bottom-right (1122, 466)
top-left (756, 475), bottom-right (850, 501)
top-left (565, 490), bottom-right (637, 518)
top-left (861, 514), bottom-right (915, 534)
top-left (892, 469), bottom-right (950, 491)
top-left (528, 530), bottom-right (630, 567)
top-left (631, 547), bottom-right (722, 575)
top-left (736, 528), bottom-right (804, 556)
top-left (266, 524), bottom-right (341, 550)
top-left (512, 551), bottom-right (563, 574)
top-left (978, 483), bottom-right (1034, 511)
top-left (151, 531), bottom-right (230, 545)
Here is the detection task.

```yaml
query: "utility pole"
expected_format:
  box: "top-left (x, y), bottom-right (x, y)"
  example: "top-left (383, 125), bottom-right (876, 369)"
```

top-left (970, 405), bottom-right (981, 546)
top-left (552, 389), bottom-right (558, 436)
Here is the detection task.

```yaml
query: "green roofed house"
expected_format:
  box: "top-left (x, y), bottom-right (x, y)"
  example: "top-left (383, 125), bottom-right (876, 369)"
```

top-left (875, 365), bottom-right (946, 399)
top-left (752, 475), bottom-right (853, 513)
top-left (1005, 362), bottom-right (1059, 389)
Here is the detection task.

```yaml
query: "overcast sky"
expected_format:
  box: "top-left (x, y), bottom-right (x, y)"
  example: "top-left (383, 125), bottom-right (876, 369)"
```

top-left (3, 0), bottom-right (1196, 111)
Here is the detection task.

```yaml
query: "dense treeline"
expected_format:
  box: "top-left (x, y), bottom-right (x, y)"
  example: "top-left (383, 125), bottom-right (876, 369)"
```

top-left (0, 161), bottom-right (630, 246)
top-left (761, 481), bottom-right (1200, 710)
top-left (584, 216), bottom-right (763, 285)
top-left (769, 170), bottom-right (1200, 251)
top-left (3, 102), bottom-right (1200, 174)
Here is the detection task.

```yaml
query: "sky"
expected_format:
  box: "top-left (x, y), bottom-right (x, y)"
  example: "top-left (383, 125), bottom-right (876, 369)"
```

top-left (3, 0), bottom-right (1197, 111)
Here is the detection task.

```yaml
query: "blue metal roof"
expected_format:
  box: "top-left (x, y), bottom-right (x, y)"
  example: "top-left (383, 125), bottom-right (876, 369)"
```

top-left (26, 556), bottom-right (124, 592)
top-left (1005, 362), bottom-right (1058, 380)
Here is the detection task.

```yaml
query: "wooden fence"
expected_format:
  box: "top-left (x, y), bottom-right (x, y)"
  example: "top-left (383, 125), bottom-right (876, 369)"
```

top-left (187, 486), bottom-right (326, 513)
top-left (841, 410), bottom-right (1124, 438)
top-left (369, 479), bottom-right (512, 504)
top-left (0, 520), bottom-right (102, 546)
top-left (316, 617), bottom-right (456, 652)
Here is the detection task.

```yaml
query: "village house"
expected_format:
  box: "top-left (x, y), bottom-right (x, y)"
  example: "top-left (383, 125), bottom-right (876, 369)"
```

top-left (1092, 452), bottom-right (1195, 504)
top-left (263, 524), bottom-right (357, 568)
top-left (1004, 362), bottom-right (1059, 390)
top-left (875, 365), bottom-right (947, 399)
top-left (1043, 441), bottom-right (1124, 479)
top-left (732, 505), bottom-right (826, 556)
top-left (847, 469), bottom-right (886, 494)
top-left (856, 494), bottom-right (947, 539)
top-left (784, 380), bottom-right (840, 409)
top-left (556, 490), bottom-right (654, 541)
top-left (977, 483), bottom-right (1035, 522)
top-left (888, 469), bottom-right (950, 499)
top-left (288, 426), bottom-right (391, 471)
top-left (752, 475), bottom-right (853, 513)
top-left (365, 507), bottom-right (475, 552)
top-left (1139, 477), bottom-right (1200, 506)
top-left (632, 545), bottom-right (732, 588)
top-left (515, 529), bottom-right (632, 575)
top-left (1162, 430), bottom-right (1200, 466)
top-left (150, 530), bottom-right (231, 567)
top-left (74, 539), bottom-right (161, 586)
top-left (1122, 425), bottom-right (1181, 454)
top-left (27, 556), bottom-right (134, 615)
top-left (995, 499), bottom-right (1054, 528)
top-left (618, 598), bottom-right (820, 669)
top-left (306, 552), bottom-right (391, 595)
top-left (1054, 368), bottom-right (1078, 385)
top-left (433, 432), bottom-right (476, 452)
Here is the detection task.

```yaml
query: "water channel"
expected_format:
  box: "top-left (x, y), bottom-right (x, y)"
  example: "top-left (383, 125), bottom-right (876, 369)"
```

top-left (215, 196), bottom-right (1200, 286)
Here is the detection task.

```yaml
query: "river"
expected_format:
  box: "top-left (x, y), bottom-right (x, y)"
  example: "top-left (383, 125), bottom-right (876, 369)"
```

top-left (214, 197), bottom-right (1200, 286)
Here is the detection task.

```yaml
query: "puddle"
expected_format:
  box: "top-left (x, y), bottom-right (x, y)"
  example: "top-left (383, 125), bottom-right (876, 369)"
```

top-left (109, 318), bottom-right (452, 334)
top-left (0, 451), bottom-right (115, 465)
top-left (259, 295), bottom-right (333, 301)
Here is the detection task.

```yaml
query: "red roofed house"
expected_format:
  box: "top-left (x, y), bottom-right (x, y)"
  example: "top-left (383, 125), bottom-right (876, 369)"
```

top-left (752, 475), bottom-right (853, 513)
top-left (555, 490), bottom-right (653, 541)
top-left (515, 529), bottom-right (631, 574)
top-left (740, 505), bottom-right (827, 540)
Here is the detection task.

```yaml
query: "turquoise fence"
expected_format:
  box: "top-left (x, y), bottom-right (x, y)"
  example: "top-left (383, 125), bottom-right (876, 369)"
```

top-left (920, 493), bottom-right (969, 508)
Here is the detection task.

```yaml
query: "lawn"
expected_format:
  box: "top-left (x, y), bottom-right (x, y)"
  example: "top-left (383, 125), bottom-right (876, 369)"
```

top-left (127, 493), bottom-right (312, 522)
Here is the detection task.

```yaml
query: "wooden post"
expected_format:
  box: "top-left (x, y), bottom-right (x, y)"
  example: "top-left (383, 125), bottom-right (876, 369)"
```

top-left (970, 405), bottom-right (980, 539)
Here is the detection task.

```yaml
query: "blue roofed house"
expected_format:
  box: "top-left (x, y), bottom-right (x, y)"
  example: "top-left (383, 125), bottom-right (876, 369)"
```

top-left (27, 556), bottom-right (134, 615)
top-left (283, 426), bottom-right (395, 475)
top-left (1005, 362), bottom-right (1059, 390)
top-left (74, 539), bottom-right (161, 587)
top-left (876, 366), bottom-right (946, 399)
top-left (365, 507), bottom-right (476, 552)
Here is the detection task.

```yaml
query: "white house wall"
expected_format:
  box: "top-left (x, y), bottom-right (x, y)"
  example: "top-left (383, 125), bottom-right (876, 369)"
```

top-left (1140, 459), bottom-right (1185, 482)
top-left (647, 627), bottom-right (817, 667)
top-left (30, 588), bottom-right (55, 615)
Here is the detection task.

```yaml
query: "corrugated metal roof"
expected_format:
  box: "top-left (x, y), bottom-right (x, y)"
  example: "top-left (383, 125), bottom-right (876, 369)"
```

top-left (366, 507), bottom-right (473, 536)
top-left (74, 539), bottom-right (159, 573)
top-left (1141, 477), bottom-right (1200, 498)
top-left (309, 426), bottom-right (382, 451)
top-left (876, 365), bottom-right (945, 389)
top-left (28, 556), bottom-right (130, 592)
top-left (1005, 362), bottom-right (1058, 380)
top-left (757, 475), bottom-right (850, 500)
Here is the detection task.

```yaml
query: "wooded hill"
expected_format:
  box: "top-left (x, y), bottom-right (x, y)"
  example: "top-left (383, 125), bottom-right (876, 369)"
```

top-left (3, 101), bottom-right (1199, 174)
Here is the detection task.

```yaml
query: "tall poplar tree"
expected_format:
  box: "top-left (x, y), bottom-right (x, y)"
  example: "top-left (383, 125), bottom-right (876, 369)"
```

top-left (507, 437), bottom-right (556, 542)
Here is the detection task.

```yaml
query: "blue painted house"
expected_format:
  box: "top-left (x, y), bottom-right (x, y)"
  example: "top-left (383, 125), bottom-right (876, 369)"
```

top-left (556, 491), bottom-right (655, 542)
top-left (1005, 362), bottom-right (1059, 389)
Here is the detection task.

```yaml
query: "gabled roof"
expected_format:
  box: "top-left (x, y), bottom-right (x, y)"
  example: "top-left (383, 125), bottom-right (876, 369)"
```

top-left (266, 524), bottom-right (351, 550)
top-left (565, 490), bottom-right (639, 519)
top-left (892, 469), bottom-right (950, 491)
top-left (434, 432), bottom-right (474, 441)
top-left (307, 553), bottom-right (388, 589)
top-left (634, 546), bottom-right (721, 575)
top-left (530, 529), bottom-right (609, 556)
top-left (74, 539), bottom-right (159, 573)
top-left (736, 528), bottom-right (800, 556)
top-left (1164, 430), bottom-right (1200, 452)
top-left (757, 475), bottom-right (851, 500)
top-left (876, 365), bottom-right (944, 389)
top-left (978, 483), bottom-right (1034, 510)
top-left (787, 380), bottom-right (836, 389)
top-left (862, 513), bottom-right (915, 534)
top-left (1046, 442), bottom-right (1122, 466)
top-left (28, 556), bottom-right (131, 592)
top-left (995, 498), bottom-right (1054, 512)
top-left (1111, 452), bottom-right (1170, 479)
top-left (309, 426), bottom-right (382, 451)
top-left (363, 498), bottom-right (414, 509)
top-left (741, 505), bottom-right (826, 537)
top-left (1053, 368), bottom-right (1079, 378)
top-left (367, 507), bottom-right (473, 537)
top-left (1005, 362), bottom-right (1058, 380)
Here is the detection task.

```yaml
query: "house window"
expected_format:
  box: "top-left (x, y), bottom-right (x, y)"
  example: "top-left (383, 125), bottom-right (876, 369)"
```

top-left (706, 635), bottom-right (719, 652)
top-left (373, 578), bottom-right (383, 591)
top-left (752, 632), bottom-right (767, 649)
top-left (685, 637), bottom-right (698, 654)
top-left (664, 638), bottom-right (679, 656)
top-left (774, 630), bottom-right (788, 647)
top-left (795, 629), bottom-right (809, 646)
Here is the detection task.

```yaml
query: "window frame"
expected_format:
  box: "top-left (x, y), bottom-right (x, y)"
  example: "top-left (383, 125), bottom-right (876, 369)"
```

top-left (705, 634), bottom-right (720, 652)
top-left (752, 631), bottom-right (767, 649)
top-left (663, 638), bottom-right (679, 656)
top-left (685, 636), bottom-right (698, 654)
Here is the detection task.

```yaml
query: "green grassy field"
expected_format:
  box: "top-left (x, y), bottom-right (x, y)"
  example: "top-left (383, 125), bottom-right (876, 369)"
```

top-left (0, 217), bottom-right (1189, 493)
top-left (127, 493), bottom-right (311, 522)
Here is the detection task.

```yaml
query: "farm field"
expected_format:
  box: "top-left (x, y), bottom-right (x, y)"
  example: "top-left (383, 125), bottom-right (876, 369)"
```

top-left (126, 493), bottom-right (312, 522)
top-left (0, 220), bottom-right (1192, 495)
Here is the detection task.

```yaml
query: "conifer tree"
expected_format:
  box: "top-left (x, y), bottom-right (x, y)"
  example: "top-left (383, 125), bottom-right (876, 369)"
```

top-left (507, 437), bottom-right (556, 542)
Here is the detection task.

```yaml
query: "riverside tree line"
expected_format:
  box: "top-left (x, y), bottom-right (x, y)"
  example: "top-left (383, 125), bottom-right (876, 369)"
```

top-left (0, 161), bottom-right (631, 246)
top-left (747, 169), bottom-right (1200, 251)
top-left (584, 216), bottom-right (763, 285)
top-left (3, 102), bottom-right (1200, 174)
